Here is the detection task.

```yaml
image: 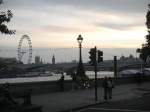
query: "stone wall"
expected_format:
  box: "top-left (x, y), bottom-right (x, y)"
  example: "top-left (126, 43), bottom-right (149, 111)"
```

top-left (1, 76), bottom-right (150, 94)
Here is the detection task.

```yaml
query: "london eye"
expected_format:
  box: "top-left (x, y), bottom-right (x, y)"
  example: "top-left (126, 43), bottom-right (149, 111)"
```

top-left (18, 35), bottom-right (32, 64)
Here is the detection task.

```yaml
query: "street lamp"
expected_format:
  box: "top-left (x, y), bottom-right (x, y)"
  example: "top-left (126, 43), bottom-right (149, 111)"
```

top-left (76, 35), bottom-right (85, 77)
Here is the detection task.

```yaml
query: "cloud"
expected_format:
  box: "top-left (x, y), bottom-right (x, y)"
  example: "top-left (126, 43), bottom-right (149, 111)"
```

top-left (1, 0), bottom-right (149, 49)
top-left (2, 0), bottom-right (148, 32)
top-left (1, 0), bottom-right (149, 64)
top-left (43, 0), bottom-right (149, 13)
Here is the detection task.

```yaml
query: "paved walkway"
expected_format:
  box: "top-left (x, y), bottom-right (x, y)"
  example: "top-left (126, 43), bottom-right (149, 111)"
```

top-left (31, 82), bottom-right (150, 112)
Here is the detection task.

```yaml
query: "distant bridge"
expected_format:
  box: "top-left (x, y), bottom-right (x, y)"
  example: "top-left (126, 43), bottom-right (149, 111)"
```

top-left (8, 62), bottom-right (150, 71)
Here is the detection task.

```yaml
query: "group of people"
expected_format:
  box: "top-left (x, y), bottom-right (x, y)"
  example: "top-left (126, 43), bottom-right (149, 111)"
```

top-left (58, 72), bottom-right (81, 92)
top-left (102, 76), bottom-right (114, 100)
top-left (59, 72), bottom-right (115, 99)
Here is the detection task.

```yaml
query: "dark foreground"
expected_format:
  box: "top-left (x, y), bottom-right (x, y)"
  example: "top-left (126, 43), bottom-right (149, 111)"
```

top-left (31, 82), bottom-right (150, 112)
top-left (77, 93), bottom-right (150, 112)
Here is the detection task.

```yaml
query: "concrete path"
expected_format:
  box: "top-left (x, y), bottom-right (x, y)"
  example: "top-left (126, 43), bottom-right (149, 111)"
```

top-left (31, 82), bottom-right (150, 112)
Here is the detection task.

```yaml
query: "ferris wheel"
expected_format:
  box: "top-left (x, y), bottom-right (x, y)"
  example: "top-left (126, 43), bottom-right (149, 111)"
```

top-left (18, 35), bottom-right (32, 64)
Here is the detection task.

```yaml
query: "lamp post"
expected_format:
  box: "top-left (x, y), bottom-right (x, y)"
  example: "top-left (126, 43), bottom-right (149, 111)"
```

top-left (76, 35), bottom-right (85, 77)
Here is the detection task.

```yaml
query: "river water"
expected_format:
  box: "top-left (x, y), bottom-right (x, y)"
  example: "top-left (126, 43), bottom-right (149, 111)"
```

top-left (0, 71), bottom-right (114, 84)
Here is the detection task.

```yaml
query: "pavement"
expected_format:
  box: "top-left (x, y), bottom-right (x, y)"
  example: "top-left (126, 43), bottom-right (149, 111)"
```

top-left (31, 81), bottom-right (150, 112)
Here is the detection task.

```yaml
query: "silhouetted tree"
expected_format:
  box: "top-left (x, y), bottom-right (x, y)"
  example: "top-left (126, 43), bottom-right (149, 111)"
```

top-left (0, 0), bottom-right (16, 34)
top-left (136, 4), bottom-right (150, 62)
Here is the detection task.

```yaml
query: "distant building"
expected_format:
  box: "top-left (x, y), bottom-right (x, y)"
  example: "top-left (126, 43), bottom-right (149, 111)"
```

top-left (118, 54), bottom-right (140, 62)
top-left (0, 57), bottom-right (22, 64)
top-left (71, 60), bottom-right (77, 63)
top-left (35, 56), bottom-right (40, 64)
top-left (52, 55), bottom-right (55, 64)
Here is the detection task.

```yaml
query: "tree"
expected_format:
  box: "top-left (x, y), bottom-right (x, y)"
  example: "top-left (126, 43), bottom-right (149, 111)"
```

top-left (136, 4), bottom-right (150, 62)
top-left (0, 0), bottom-right (16, 34)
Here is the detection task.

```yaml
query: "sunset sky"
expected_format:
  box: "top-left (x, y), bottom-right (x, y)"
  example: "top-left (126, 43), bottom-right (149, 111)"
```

top-left (0, 0), bottom-right (150, 63)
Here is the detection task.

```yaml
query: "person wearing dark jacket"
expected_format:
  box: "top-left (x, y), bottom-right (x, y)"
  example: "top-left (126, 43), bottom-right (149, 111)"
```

top-left (102, 76), bottom-right (108, 100)
top-left (59, 72), bottom-right (64, 91)
top-left (71, 74), bottom-right (80, 91)
top-left (137, 72), bottom-right (142, 85)
top-left (0, 83), bottom-right (17, 111)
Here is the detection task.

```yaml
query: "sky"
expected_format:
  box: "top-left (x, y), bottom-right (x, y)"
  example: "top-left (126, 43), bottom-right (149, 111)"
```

top-left (0, 0), bottom-right (150, 64)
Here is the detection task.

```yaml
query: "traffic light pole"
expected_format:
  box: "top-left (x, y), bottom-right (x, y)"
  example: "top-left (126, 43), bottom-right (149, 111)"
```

top-left (94, 46), bottom-right (97, 101)
top-left (89, 46), bottom-right (103, 101)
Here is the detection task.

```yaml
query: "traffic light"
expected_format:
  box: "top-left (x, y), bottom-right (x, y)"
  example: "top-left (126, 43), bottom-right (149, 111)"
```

top-left (98, 50), bottom-right (103, 63)
top-left (89, 48), bottom-right (96, 66)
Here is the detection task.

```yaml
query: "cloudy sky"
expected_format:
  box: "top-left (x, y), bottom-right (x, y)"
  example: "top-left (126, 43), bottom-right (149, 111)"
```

top-left (0, 0), bottom-right (150, 63)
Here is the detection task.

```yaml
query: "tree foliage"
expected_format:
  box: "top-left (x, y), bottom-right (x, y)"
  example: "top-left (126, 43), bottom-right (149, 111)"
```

top-left (0, 0), bottom-right (16, 34)
top-left (136, 4), bottom-right (150, 62)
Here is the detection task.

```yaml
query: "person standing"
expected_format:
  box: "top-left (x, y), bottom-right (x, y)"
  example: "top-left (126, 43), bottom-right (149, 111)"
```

top-left (137, 72), bottom-right (142, 85)
top-left (107, 77), bottom-right (113, 99)
top-left (102, 76), bottom-right (108, 100)
top-left (59, 72), bottom-right (64, 91)
top-left (71, 74), bottom-right (80, 91)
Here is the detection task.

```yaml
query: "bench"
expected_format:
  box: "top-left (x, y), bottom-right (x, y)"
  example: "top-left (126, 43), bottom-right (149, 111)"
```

top-left (12, 89), bottom-right (33, 105)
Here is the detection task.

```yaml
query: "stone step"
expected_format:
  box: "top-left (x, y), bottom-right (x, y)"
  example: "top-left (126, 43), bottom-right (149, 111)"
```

top-left (12, 104), bottom-right (42, 112)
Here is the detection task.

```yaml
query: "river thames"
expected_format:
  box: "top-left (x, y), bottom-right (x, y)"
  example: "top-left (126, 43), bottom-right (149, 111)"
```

top-left (0, 71), bottom-right (114, 84)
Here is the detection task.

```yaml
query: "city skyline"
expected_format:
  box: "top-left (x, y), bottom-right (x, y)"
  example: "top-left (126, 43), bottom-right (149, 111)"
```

top-left (0, 0), bottom-right (149, 63)
top-left (0, 47), bottom-right (140, 64)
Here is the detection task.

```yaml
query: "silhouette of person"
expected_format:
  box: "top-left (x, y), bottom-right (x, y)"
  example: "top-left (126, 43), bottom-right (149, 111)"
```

top-left (59, 72), bottom-right (64, 91)
top-left (107, 77), bottom-right (113, 99)
top-left (0, 82), bottom-right (17, 111)
top-left (71, 74), bottom-right (80, 91)
top-left (102, 76), bottom-right (108, 100)
top-left (137, 72), bottom-right (142, 85)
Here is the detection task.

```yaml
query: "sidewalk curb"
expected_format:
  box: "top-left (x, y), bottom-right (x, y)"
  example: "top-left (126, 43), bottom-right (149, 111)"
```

top-left (61, 92), bottom-right (150, 112)
top-left (61, 101), bottom-right (106, 112)
top-left (32, 82), bottom-right (150, 112)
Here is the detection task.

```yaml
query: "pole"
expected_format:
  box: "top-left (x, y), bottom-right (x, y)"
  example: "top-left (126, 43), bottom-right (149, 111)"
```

top-left (95, 46), bottom-right (97, 101)
top-left (141, 60), bottom-right (142, 72)
top-left (79, 43), bottom-right (82, 62)
top-left (114, 56), bottom-right (117, 77)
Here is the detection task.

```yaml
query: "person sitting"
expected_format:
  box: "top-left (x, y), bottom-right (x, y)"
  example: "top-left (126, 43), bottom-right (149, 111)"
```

top-left (0, 83), bottom-right (17, 111)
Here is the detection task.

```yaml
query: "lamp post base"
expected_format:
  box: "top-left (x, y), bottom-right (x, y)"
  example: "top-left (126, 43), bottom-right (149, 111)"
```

top-left (76, 61), bottom-right (86, 77)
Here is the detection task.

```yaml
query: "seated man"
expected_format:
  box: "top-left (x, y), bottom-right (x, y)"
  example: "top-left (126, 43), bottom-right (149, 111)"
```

top-left (0, 83), bottom-right (17, 111)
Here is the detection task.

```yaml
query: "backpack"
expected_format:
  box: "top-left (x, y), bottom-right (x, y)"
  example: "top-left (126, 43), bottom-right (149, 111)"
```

top-left (108, 81), bottom-right (112, 88)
